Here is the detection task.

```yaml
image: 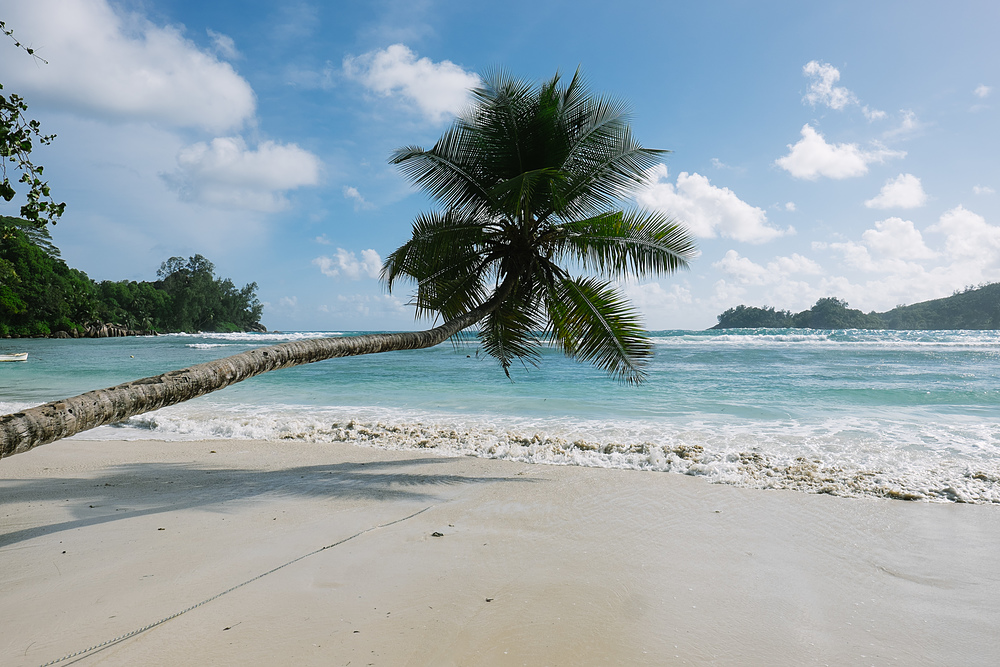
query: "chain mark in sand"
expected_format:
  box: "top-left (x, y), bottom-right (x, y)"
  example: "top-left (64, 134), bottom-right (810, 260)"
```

top-left (37, 506), bottom-right (433, 667)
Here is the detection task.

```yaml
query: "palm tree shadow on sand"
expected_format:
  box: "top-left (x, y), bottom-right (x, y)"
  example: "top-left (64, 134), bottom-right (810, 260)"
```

top-left (0, 456), bottom-right (533, 548)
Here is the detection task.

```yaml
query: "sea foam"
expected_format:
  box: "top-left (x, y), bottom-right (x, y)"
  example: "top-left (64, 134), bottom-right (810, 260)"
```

top-left (68, 401), bottom-right (1000, 505)
top-left (6, 328), bottom-right (1000, 505)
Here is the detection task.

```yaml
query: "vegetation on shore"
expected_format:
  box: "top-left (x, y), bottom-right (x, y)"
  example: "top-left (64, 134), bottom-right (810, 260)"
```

top-left (713, 285), bottom-right (1000, 330)
top-left (0, 216), bottom-right (263, 337)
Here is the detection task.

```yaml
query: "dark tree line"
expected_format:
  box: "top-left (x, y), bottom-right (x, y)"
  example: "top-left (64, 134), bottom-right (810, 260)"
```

top-left (153, 254), bottom-right (263, 332)
top-left (0, 216), bottom-right (263, 337)
top-left (713, 298), bottom-right (882, 330)
top-left (713, 288), bottom-right (1000, 330)
top-left (880, 284), bottom-right (1000, 330)
top-left (710, 305), bottom-right (794, 329)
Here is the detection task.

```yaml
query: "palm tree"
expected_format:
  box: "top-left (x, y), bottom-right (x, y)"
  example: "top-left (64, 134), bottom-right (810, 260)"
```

top-left (385, 69), bottom-right (695, 382)
top-left (0, 70), bottom-right (695, 459)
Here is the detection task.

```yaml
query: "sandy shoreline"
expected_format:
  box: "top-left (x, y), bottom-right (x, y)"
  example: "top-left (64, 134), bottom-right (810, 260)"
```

top-left (2, 438), bottom-right (1000, 666)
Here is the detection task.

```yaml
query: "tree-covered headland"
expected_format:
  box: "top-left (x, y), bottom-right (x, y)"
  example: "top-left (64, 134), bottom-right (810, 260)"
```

top-left (713, 287), bottom-right (1000, 330)
top-left (0, 216), bottom-right (263, 337)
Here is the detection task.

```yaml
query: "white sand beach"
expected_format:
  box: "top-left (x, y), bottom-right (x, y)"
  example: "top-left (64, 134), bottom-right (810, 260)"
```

top-left (2, 438), bottom-right (999, 666)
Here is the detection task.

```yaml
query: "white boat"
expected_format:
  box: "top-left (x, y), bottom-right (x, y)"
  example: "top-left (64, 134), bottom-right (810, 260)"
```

top-left (0, 352), bottom-right (28, 362)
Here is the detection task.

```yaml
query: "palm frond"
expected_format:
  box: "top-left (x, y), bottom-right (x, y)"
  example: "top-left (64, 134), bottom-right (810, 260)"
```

top-left (414, 270), bottom-right (492, 321)
top-left (477, 281), bottom-right (545, 378)
top-left (479, 280), bottom-right (545, 378)
top-left (381, 211), bottom-right (488, 282)
top-left (380, 211), bottom-right (492, 320)
top-left (562, 94), bottom-right (631, 157)
top-left (557, 68), bottom-right (587, 115)
top-left (389, 128), bottom-right (496, 214)
top-left (470, 81), bottom-right (539, 187)
top-left (546, 276), bottom-right (652, 384)
top-left (553, 209), bottom-right (696, 278)
top-left (557, 132), bottom-right (667, 216)
top-left (487, 167), bottom-right (566, 219)
top-left (472, 68), bottom-right (536, 110)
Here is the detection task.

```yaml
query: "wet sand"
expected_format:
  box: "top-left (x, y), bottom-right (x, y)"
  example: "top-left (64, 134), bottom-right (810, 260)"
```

top-left (2, 438), bottom-right (999, 666)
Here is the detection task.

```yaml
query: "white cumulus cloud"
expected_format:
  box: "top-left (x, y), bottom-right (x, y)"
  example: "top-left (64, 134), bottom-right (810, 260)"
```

top-left (864, 174), bottom-right (928, 209)
top-left (974, 84), bottom-right (992, 99)
top-left (803, 61), bottom-right (857, 110)
top-left (619, 281), bottom-right (692, 311)
top-left (0, 0), bottom-right (255, 132)
top-left (802, 60), bottom-right (884, 120)
top-left (343, 186), bottom-right (374, 210)
top-left (343, 44), bottom-right (479, 123)
top-left (973, 185), bottom-right (995, 195)
top-left (861, 217), bottom-right (935, 260)
top-left (928, 206), bottom-right (1000, 263)
top-left (808, 207), bottom-right (1000, 310)
top-left (207, 29), bottom-right (240, 61)
top-left (636, 165), bottom-right (788, 243)
top-left (775, 124), bottom-right (905, 180)
top-left (329, 293), bottom-right (407, 318)
top-left (718, 207), bottom-right (1000, 318)
top-left (314, 248), bottom-right (382, 280)
top-left (883, 110), bottom-right (922, 139)
top-left (711, 250), bottom-right (822, 311)
top-left (163, 137), bottom-right (322, 212)
top-left (714, 250), bottom-right (822, 286)
top-left (862, 106), bottom-right (887, 121)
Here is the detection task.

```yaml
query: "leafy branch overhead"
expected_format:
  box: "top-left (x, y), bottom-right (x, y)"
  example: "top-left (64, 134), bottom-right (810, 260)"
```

top-left (0, 20), bottom-right (66, 227)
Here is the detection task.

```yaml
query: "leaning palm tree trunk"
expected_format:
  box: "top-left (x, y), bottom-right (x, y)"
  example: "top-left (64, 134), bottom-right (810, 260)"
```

top-left (0, 298), bottom-right (499, 460)
top-left (2, 69), bottom-right (697, 459)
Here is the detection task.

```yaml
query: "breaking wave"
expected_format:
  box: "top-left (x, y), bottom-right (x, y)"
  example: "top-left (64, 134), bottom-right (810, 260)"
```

top-left (70, 402), bottom-right (1000, 505)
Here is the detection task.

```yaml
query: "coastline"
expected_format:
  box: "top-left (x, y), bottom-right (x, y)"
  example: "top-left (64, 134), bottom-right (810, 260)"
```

top-left (6, 330), bottom-right (1000, 505)
top-left (3, 438), bottom-right (999, 666)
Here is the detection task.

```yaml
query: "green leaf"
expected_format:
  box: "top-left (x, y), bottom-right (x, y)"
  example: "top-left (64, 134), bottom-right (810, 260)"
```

top-left (381, 210), bottom-right (492, 321)
top-left (546, 276), bottom-right (652, 384)
top-left (554, 209), bottom-right (697, 278)
top-left (477, 282), bottom-right (545, 377)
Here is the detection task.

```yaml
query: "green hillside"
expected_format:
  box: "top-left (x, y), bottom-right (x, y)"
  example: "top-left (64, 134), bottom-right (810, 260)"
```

top-left (712, 285), bottom-right (1000, 330)
top-left (0, 216), bottom-right (263, 337)
top-left (880, 284), bottom-right (1000, 329)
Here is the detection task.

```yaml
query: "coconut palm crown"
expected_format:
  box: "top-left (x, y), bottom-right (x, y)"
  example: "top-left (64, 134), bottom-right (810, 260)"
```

top-left (383, 69), bottom-right (696, 383)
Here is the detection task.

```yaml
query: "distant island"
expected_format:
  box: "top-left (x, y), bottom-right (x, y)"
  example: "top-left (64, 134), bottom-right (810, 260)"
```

top-left (713, 285), bottom-right (1000, 330)
top-left (1, 215), bottom-right (264, 338)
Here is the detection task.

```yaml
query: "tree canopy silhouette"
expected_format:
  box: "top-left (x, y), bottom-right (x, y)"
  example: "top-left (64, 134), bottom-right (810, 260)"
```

top-left (385, 69), bottom-right (695, 382)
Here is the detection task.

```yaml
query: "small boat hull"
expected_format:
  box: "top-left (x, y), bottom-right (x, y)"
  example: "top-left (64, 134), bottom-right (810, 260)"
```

top-left (0, 352), bottom-right (28, 362)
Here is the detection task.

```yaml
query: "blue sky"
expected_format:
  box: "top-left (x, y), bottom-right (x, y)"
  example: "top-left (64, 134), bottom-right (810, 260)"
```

top-left (1, 0), bottom-right (997, 330)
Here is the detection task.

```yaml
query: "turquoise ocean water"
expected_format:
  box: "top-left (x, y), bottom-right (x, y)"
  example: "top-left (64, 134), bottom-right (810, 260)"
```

top-left (3, 329), bottom-right (999, 503)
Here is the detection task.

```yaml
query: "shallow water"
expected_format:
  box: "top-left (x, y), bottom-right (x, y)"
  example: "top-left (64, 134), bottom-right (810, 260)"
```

top-left (3, 328), bottom-right (999, 502)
